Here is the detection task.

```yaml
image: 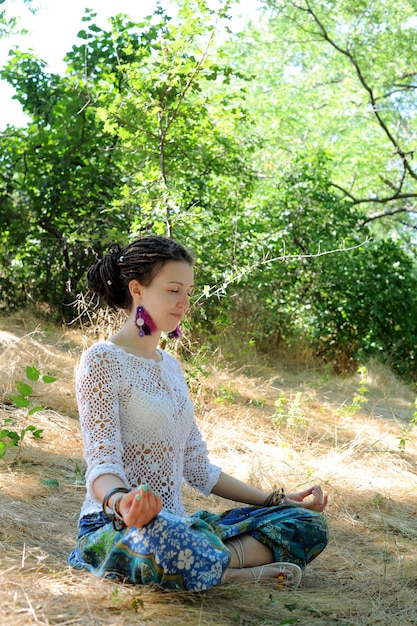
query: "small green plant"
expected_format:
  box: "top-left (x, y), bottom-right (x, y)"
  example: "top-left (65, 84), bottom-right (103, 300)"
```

top-left (313, 363), bottom-right (332, 388)
top-left (0, 365), bottom-right (56, 461)
top-left (215, 385), bottom-right (237, 404)
top-left (373, 492), bottom-right (384, 508)
top-left (248, 397), bottom-right (266, 407)
top-left (398, 390), bottom-right (417, 451)
top-left (131, 595), bottom-right (145, 611)
top-left (66, 462), bottom-right (86, 485)
top-left (271, 391), bottom-right (308, 427)
top-left (111, 587), bottom-right (122, 603)
top-left (338, 365), bottom-right (368, 416)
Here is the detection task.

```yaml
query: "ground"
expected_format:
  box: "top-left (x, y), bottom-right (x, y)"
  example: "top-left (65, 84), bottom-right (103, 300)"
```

top-left (1, 314), bottom-right (417, 625)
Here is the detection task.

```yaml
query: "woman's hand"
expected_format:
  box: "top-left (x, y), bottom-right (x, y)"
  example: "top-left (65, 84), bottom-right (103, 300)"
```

top-left (285, 485), bottom-right (328, 512)
top-left (118, 485), bottom-right (163, 528)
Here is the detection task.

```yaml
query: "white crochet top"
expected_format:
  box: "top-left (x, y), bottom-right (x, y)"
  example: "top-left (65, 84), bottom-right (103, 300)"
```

top-left (76, 341), bottom-right (222, 519)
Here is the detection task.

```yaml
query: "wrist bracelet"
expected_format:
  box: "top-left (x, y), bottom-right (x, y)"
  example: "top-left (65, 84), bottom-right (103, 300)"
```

top-left (263, 487), bottom-right (286, 507)
top-left (102, 487), bottom-right (130, 520)
top-left (112, 494), bottom-right (127, 531)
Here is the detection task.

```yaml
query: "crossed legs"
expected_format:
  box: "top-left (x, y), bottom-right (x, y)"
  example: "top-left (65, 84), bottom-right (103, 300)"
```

top-left (222, 534), bottom-right (302, 586)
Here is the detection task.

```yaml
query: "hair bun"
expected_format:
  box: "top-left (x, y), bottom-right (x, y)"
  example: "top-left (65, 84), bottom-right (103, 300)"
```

top-left (107, 243), bottom-right (122, 259)
top-left (86, 243), bottom-right (124, 307)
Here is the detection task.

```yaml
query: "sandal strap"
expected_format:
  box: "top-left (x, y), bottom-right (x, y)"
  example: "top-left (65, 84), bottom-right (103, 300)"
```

top-left (249, 562), bottom-right (302, 588)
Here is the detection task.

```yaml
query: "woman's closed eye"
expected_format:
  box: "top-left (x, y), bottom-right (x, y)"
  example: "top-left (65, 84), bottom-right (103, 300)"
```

top-left (169, 289), bottom-right (194, 296)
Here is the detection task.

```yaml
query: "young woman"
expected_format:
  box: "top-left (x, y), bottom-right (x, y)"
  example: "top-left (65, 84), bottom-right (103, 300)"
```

top-left (69, 234), bottom-right (328, 591)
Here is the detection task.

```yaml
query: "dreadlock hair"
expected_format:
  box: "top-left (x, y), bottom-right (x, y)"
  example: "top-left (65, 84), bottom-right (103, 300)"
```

top-left (86, 235), bottom-right (194, 310)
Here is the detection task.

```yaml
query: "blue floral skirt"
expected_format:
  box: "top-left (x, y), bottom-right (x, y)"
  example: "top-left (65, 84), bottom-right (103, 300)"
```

top-left (69, 505), bottom-right (328, 591)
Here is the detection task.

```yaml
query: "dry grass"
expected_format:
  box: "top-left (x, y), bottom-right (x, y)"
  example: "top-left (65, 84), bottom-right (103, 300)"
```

top-left (1, 313), bottom-right (417, 625)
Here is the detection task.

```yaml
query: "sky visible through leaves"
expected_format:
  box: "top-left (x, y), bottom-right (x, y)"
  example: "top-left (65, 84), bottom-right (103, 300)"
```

top-left (0, 0), bottom-right (256, 129)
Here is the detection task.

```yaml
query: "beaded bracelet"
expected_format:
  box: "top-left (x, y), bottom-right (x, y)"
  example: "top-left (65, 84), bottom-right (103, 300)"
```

top-left (263, 487), bottom-right (286, 507)
top-left (102, 487), bottom-right (130, 522)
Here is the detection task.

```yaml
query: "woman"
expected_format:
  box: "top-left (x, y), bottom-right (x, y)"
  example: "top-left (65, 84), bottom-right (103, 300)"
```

top-left (69, 234), bottom-right (328, 591)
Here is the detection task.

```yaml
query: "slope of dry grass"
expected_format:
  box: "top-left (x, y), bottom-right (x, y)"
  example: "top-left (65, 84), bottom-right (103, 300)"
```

top-left (1, 313), bottom-right (417, 626)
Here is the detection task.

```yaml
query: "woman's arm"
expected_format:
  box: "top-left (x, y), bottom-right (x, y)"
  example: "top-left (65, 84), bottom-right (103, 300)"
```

top-left (210, 472), bottom-right (267, 505)
top-left (76, 346), bottom-right (129, 499)
top-left (92, 474), bottom-right (130, 508)
top-left (211, 472), bottom-right (328, 512)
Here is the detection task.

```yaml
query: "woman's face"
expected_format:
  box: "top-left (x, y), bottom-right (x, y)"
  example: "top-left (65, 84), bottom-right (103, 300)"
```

top-left (136, 261), bottom-right (194, 334)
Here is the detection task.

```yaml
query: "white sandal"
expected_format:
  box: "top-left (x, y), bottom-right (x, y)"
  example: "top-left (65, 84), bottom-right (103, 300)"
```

top-left (249, 562), bottom-right (302, 589)
top-left (227, 538), bottom-right (302, 589)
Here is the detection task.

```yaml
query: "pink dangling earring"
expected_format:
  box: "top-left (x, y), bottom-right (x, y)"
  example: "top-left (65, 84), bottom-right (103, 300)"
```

top-left (135, 306), bottom-right (157, 337)
top-left (167, 325), bottom-right (182, 339)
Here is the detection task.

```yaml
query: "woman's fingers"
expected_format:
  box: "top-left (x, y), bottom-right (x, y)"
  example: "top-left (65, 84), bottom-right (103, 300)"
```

top-left (130, 487), bottom-right (160, 524)
top-left (287, 485), bottom-right (319, 503)
top-left (285, 485), bottom-right (328, 512)
top-left (121, 485), bottom-right (162, 528)
top-left (309, 487), bottom-right (328, 512)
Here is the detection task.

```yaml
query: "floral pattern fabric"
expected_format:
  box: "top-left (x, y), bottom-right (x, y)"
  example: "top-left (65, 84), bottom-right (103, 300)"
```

top-left (69, 504), bottom-right (328, 591)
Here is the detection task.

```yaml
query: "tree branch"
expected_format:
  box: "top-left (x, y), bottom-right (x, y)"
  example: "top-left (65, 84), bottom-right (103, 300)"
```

top-left (38, 218), bottom-right (71, 272)
top-left (192, 239), bottom-right (370, 307)
top-left (298, 0), bottom-right (417, 185)
top-left (358, 206), bottom-right (417, 227)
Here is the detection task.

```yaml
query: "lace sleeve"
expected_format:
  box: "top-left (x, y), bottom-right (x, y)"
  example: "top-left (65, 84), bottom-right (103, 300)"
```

top-left (76, 344), bottom-right (129, 502)
top-left (182, 420), bottom-right (222, 496)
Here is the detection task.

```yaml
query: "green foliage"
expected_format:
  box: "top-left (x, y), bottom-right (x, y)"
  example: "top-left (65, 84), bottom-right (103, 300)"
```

top-left (254, 0), bottom-right (417, 217)
top-left (0, 365), bottom-right (56, 462)
top-left (66, 462), bottom-right (86, 486)
top-left (215, 385), bottom-right (237, 404)
top-left (398, 388), bottom-right (417, 451)
top-left (272, 392), bottom-right (308, 428)
top-left (0, 1), bottom-right (257, 321)
top-left (217, 151), bottom-right (417, 379)
top-left (337, 366), bottom-right (369, 417)
top-left (309, 239), bottom-right (417, 377)
top-left (2, 1), bottom-right (417, 379)
top-left (0, 0), bottom-right (22, 38)
top-left (42, 478), bottom-right (60, 487)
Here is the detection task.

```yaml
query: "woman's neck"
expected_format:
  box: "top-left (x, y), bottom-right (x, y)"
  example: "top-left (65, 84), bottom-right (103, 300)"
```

top-left (110, 323), bottom-right (162, 361)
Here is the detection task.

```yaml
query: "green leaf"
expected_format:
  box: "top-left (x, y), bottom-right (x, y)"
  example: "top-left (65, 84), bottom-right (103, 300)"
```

top-left (28, 406), bottom-right (43, 416)
top-left (26, 365), bottom-right (40, 381)
top-left (42, 375), bottom-right (56, 384)
top-left (0, 430), bottom-right (19, 444)
top-left (0, 442), bottom-right (8, 458)
top-left (15, 381), bottom-right (33, 396)
top-left (22, 425), bottom-right (36, 433)
top-left (8, 431), bottom-right (20, 444)
top-left (10, 395), bottom-right (30, 408)
top-left (42, 479), bottom-right (59, 487)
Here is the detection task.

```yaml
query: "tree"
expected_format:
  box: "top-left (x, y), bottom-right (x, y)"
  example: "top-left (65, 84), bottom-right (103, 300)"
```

top-left (235, 0), bottom-right (417, 235)
top-left (0, 46), bottom-right (127, 314)
top-left (0, 1), bottom-right (258, 319)
top-left (230, 151), bottom-right (417, 378)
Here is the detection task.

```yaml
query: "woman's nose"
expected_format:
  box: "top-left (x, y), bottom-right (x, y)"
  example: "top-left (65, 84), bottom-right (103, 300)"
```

top-left (179, 293), bottom-right (189, 309)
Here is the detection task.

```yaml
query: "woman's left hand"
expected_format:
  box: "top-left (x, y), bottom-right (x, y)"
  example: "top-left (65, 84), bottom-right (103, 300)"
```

top-left (285, 485), bottom-right (328, 512)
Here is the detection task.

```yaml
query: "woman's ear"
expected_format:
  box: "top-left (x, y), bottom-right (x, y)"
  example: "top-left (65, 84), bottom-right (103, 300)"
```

top-left (128, 279), bottom-right (143, 300)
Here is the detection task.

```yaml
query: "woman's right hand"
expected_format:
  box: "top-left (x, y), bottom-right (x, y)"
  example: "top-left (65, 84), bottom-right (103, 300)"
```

top-left (119, 485), bottom-right (163, 528)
